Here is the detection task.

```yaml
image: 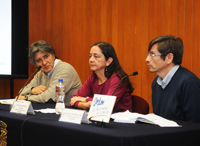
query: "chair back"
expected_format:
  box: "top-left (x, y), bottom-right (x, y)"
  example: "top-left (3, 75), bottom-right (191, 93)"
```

top-left (132, 95), bottom-right (149, 114)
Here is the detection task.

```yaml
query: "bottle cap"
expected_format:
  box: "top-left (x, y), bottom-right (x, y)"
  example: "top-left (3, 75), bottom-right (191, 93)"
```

top-left (58, 79), bottom-right (63, 82)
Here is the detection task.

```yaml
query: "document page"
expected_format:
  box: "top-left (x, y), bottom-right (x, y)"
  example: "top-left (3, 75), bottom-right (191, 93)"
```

top-left (111, 111), bottom-right (180, 127)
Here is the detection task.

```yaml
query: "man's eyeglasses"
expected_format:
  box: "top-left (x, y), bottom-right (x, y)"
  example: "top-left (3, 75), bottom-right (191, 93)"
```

top-left (146, 53), bottom-right (161, 58)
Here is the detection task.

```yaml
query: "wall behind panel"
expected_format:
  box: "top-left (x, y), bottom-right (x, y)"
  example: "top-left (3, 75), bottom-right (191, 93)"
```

top-left (1, 0), bottom-right (200, 113)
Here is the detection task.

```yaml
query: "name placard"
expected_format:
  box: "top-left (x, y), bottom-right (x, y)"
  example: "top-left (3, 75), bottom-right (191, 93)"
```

top-left (10, 100), bottom-right (35, 115)
top-left (87, 94), bottom-right (116, 123)
top-left (59, 108), bottom-right (88, 124)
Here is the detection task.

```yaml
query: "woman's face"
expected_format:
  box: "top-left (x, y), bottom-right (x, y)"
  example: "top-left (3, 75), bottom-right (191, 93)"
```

top-left (89, 46), bottom-right (108, 74)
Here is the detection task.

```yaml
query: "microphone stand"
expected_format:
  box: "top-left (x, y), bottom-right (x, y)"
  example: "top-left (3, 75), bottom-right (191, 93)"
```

top-left (112, 72), bottom-right (138, 96)
top-left (10, 66), bottom-right (42, 109)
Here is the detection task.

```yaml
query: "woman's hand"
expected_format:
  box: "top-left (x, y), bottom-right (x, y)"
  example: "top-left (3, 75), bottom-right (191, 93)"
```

top-left (78, 101), bottom-right (92, 110)
top-left (70, 96), bottom-right (86, 106)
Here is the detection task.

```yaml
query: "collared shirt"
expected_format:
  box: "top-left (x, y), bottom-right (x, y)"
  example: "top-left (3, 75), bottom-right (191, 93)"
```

top-left (44, 59), bottom-right (60, 78)
top-left (157, 65), bottom-right (180, 89)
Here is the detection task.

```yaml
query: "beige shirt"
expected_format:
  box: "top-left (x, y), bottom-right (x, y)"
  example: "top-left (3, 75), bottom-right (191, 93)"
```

top-left (20, 60), bottom-right (82, 106)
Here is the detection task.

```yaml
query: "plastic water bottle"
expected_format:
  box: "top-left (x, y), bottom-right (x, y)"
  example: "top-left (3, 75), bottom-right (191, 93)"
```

top-left (55, 79), bottom-right (66, 114)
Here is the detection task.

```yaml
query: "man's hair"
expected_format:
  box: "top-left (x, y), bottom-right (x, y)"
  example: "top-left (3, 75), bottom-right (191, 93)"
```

top-left (29, 40), bottom-right (56, 66)
top-left (148, 35), bottom-right (183, 65)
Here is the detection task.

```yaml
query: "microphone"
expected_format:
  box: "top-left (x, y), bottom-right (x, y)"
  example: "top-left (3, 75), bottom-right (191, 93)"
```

top-left (15, 66), bottom-right (42, 101)
top-left (112, 71), bottom-right (138, 96)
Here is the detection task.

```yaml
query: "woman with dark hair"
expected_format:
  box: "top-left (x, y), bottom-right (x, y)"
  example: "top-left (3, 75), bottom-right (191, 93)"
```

top-left (70, 42), bottom-right (134, 112)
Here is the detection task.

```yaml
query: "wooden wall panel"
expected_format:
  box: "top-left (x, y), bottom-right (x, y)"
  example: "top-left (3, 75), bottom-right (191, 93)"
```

top-left (111, 0), bottom-right (119, 52)
top-left (192, 0), bottom-right (200, 76)
top-left (129, 0), bottom-right (136, 90)
top-left (169, 0), bottom-right (177, 35)
top-left (141, 0), bottom-right (149, 105)
top-left (0, 79), bottom-right (10, 98)
top-left (134, 0), bottom-right (143, 96)
top-left (1, 0), bottom-right (200, 113)
top-left (184, 0), bottom-right (192, 70)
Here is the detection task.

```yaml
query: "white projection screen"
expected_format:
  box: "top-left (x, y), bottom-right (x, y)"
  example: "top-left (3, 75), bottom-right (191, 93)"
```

top-left (0, 0), bottom-right (28, 78)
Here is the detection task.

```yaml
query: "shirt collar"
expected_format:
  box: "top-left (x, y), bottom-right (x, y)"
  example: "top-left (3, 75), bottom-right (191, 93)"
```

top-left (44, 59), bottom-right (60, 78)
top-left (157, 65), bottom-right (180, 89)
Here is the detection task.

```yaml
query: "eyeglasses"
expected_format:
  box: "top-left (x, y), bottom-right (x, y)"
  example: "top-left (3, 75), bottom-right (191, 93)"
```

top-left (146, 53), bottom-right (162, 58)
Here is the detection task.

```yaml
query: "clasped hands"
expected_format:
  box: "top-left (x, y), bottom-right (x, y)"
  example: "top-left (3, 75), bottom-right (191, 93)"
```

top-left (31, 85), bottom-right (47, 95)
top-left (70, 96), bottom-right (92, 110)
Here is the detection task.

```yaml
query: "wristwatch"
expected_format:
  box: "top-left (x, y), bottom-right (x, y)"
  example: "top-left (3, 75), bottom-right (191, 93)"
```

top-left (85, 97), bottom-right (89, 102)
top-left (25, 94), bottom-right (29, 101)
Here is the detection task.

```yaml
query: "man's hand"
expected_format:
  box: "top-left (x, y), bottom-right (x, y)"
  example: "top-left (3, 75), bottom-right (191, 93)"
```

top-left (31, 85), bottom-right (47, 95)
top-left (15, 95), bottom-right (25, 100)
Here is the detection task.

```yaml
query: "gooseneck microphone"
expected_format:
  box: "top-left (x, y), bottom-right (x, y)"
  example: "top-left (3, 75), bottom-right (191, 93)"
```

top-left (15, 66), bottom-right (42, 101)
top-left (112, 71), bottom-right (138, 96)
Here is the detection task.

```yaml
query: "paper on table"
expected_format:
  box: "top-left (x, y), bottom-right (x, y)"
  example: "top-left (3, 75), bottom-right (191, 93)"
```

top-left (0, 99), bottom-right (16, 105)
top-left (111, 110), bottom-right (140, 123)
top-left (137, 113), bottom-right (181, 127)
top-left (111, 111), bottom-right (181, 127)
top-left (34, 108), bottom-right (56, 114)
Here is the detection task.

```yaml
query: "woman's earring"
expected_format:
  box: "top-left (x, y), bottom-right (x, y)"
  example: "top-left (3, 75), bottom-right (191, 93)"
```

top-left (105, 66), bottom-right (108, 72)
